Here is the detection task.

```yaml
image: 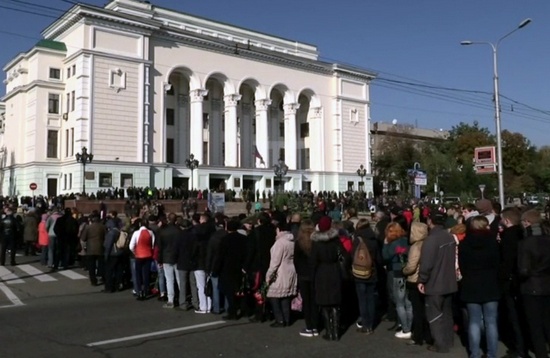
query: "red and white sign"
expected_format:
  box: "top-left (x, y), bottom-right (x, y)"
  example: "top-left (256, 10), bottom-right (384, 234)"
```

top-left (474, 146), bottom-right (496, 165)
top-left (29, 182), bottom-right (37, 191)
top-left (474, 146), bottom-right (497, 175)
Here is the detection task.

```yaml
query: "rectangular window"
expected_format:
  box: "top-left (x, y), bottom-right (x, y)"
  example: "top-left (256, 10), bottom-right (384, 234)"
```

top-left (279, 148), bottom-right (285, 161)
top-left (65, 129), bottom-right (69, 157)
top-left (67, 67), bottom-right (71, 78)
top-left (63, 174), bottom-right (67, 190)
top-left (71, 90), bottom-right (75, 111)
top-left (203, 141), bottom-right (208, 165)
top-left (120, 174), bottom-right (133, 188)
top-left (279, 121), bottom-right (285, 138)
top-left (85, 171), bottom-right (95, 180)
top-left (70, 128), bottom-right (74, 156)
top-left (49, 68), bottom-right (61, 80)
top-left (47, 130), bottom-right (58, 158)
top-left (69, 173), bottom-right (72, 189)
top-left (300, 122), bottom-right (309, 138)
top-left (203, 113), bottom-right (209, 129)
top-left (99, 173), bottom-right (112, 188)
top-left (166, 108), bottom-right (175, 126)
top-left (48, 94), bottom-right (60, 114)
top-left (66, 93), bottom-right (70, 114)
top-left (166, 138), bottom-right (174, 163)
top-left (72, 64), bottom-right (76, 76)
top-left (265, 178), bottom-right (272, 189)
top-left (301, 148), bottom-right (310, 169)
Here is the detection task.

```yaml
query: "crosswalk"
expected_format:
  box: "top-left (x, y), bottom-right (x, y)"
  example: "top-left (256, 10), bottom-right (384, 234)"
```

top-left (0, 263), bottom-right (87, 285)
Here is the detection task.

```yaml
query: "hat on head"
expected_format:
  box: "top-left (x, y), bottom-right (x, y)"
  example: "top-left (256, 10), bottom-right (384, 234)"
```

top-left (476, 199), bottom-right (493, 215)
top-left (317, 216), bottom-right (332, 232)
top-left (429, 209), bottom-right (447, 226)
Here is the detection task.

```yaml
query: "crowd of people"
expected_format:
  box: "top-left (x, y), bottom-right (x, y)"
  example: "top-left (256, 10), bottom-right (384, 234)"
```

top-left (1, 196), bottom-right (550, 358)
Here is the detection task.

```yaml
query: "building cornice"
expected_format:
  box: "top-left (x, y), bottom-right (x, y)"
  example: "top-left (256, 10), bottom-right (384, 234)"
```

top-left (2, 80), bottom-right (65, 102)
top-left (64, 48), bottom-right (152, 66)
top-left (3, 47), bottom-right (65, 73)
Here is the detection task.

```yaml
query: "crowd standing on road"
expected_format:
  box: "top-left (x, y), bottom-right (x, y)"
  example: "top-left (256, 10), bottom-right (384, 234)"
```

top-left (1, 194), bottom-right (550, 358)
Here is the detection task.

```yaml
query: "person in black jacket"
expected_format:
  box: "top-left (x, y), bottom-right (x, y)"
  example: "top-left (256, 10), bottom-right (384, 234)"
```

top-left (0, 207), bottom-right (20, 266)
top-left (102, 218), bottom-right (124, 293)
top-left (518, 210), bottom-right (550, 358)
top-left (192, 213), bottom-right (216, 313)
top-left (214, 219), bottom-right (248, 320)
top-left (245, 213), bottom-right (276, 321)
top-left (459, 216), bottom-right (501, 358)
top-left (53, 208), bottom-right (79, 270)
top-left (158, 213), bottom-right (183, 308)
top-left (294, 219), bottom-right (318, 337)
top-left (353, 219), bottom-right (382, 335)
top-left (206, 214), bottom-right (227, 314)
top-left (311, 216), bottom-right (345, 341)
top-left (498, 207), bottom-right (528, 358)
top-left (174, 220), bottom-right (197, 310)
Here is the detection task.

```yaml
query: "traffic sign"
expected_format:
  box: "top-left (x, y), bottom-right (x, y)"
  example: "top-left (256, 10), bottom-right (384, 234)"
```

top-left (29, 183), bottom-right (37, 191)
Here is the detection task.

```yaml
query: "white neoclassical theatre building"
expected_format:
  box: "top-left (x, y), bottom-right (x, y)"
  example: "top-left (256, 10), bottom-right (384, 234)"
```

top-left (1, 0), bottom-right (375, 197)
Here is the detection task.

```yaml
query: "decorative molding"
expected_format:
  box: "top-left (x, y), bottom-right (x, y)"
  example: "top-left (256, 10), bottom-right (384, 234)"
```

top-left (254, 99), bottom-right (271, 112)
top-left (109, 68), bottom-right (126, 93)
top-left (190, 89), bottom-right (208, 103)
top-left (224, 94), bottom-right (241, 107)
top-left (177, 94), bottom-right (189, 106)
top-left (283, 103), bottom-right (300, 119)
top-left (310, 106), bottom-right (322, 119)
top-left (349, 108), bottom-right (359, 125)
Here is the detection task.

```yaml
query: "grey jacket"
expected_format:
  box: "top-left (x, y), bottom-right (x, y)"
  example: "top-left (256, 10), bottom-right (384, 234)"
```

top-left (418, 226), bottom-right (458, 296)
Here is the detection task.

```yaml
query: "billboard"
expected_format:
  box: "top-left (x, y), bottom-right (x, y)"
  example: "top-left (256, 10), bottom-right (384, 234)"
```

top-left (474, 146), bottom-right (497, 174)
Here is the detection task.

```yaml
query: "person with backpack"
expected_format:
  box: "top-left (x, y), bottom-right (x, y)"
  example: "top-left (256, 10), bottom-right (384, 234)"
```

top-left (352, 219), bottom-right (382, 335)
top-left (102, 218), bottom-right (125, 293)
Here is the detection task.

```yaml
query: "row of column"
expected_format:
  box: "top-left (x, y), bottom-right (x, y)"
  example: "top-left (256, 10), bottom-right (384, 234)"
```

top-left (188, 89), bottom-right (317, 170)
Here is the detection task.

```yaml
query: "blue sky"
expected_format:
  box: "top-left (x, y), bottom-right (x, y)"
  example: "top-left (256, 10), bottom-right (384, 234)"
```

top-left (1, 0), bottom-right (549, 145)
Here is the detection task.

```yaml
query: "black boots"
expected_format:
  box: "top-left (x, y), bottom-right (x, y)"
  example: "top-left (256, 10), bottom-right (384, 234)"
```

top-left (331, 307), bottom-right (341, 341)
top-left (322, 307), bottom-right (340, 341)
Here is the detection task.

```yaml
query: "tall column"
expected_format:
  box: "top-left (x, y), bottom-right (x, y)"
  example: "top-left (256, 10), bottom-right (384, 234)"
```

top-left (309, 107), bottom-right (323, 171)
top-left (224, 94), bottom-right (241, 167)
top-left (189, 89), bottom-right (208, 165)
top-left (284, 103), bottom-right (300, 170)
top-left (255, 99), bottom-right (271, 168)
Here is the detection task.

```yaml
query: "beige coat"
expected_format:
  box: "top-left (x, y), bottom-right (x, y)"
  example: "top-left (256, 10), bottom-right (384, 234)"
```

top-left (403, 222), bottom-right (428, 283)
top-left (266, 231), bottom-right (298, 298)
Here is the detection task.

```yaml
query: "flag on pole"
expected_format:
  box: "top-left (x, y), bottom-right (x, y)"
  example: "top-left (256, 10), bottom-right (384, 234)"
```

top-left (253, 145), bottom-right (265, 166)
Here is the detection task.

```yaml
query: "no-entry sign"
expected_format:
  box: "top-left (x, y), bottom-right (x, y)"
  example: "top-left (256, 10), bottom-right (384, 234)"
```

top-left (29, 183), bottom-right (37, 191)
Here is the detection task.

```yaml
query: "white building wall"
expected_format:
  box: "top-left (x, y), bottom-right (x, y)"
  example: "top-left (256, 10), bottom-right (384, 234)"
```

top-left (91, 56), bottom-right (140, 161)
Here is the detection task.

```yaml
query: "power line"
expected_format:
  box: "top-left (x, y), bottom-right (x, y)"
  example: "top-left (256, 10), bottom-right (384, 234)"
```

top-left (0, 3), bottom-right (61, 18)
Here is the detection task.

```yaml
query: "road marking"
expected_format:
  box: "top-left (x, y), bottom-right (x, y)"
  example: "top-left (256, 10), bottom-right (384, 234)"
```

top-left (0, 282), bottom-right (24, 307)
top-left (57, 269), bottom-right (87, 280)
top-left (86, 321), bottom-right (225, 347)
top-left (0, 266), bottom-right (24, 284)
top-left (17, 264), bottom-right (57, 282)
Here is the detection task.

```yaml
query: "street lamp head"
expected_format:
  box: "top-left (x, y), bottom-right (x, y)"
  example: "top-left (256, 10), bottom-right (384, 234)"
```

top-left (88, 153), bottom-right (94, 163)
top-left (75, 153), bottom-right (81, 162)
top-left (518, 18), bottom-right (532, 29)
top-left (460, 41), bottom-right (473, 46)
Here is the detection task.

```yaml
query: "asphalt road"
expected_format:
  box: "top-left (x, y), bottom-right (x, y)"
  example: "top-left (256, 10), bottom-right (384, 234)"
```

top-left (0, 256), bottom-right (485, 358)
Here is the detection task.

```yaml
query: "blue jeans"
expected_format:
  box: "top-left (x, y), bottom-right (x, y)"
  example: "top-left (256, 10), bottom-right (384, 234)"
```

top-left (467, 301), bottom-right (499, 358)
top-left (156, 262), bottom-right (166, 295)
top-left (393, 277), bottom-right (413, 332)
top-left (211, 276), bottom-right (221, 314)
top-left (40, 245), bottom-right (49, 266)
top-left (47, 236), bottom-right (56, 267)
top-left (130, 258), bottom-right (139, 294)
top-left (355, 281), bottom-right (377, 330)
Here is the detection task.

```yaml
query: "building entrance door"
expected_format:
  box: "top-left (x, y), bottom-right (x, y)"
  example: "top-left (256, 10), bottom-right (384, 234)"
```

top-left (47, 178), bottom-right (58, 197)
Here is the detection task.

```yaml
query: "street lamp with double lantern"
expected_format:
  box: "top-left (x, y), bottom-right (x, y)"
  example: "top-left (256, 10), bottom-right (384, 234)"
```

top-left (75, 147), bottom-right (93, 195)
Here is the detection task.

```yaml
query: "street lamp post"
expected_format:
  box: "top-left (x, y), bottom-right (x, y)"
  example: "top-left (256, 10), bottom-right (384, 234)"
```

top-left (75, 147), bottom-right (93, 195)
top-left (461, 18), bottom-right (532, 208)
top-left (357, 164), bottom-right (367, 192)
top-left (185, 153), bottom-right (199, 191)
top-left (273, 159), bottom-right (289, 193)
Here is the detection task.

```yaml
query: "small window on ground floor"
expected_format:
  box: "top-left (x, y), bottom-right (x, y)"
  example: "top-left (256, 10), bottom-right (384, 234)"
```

top-left (120, 174), bottom-right (133, 188)
top-left (99, 173), bottom-right (112, 187)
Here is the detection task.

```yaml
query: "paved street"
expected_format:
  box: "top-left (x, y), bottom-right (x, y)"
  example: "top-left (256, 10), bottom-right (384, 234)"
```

top-left (0, 257), bottom-right (479, 358)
